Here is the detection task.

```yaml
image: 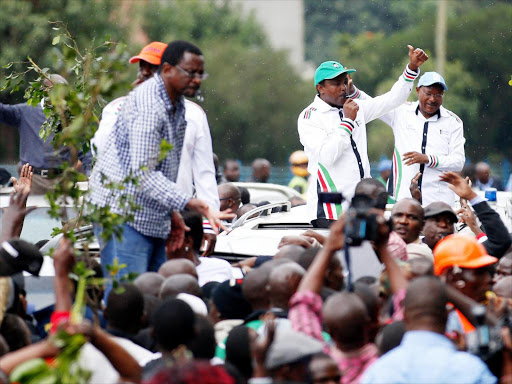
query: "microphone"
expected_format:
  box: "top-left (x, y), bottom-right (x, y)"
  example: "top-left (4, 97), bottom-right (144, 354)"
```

top-left (196, 90), bottom-right (204, 103)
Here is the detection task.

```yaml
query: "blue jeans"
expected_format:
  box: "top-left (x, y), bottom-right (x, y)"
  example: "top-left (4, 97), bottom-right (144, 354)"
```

top-left (93, 223), bottom-right (166, 297)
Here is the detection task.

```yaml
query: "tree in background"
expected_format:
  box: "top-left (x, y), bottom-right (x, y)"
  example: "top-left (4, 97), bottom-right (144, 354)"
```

top-left (139, 0), bottom-right (311, 164)
top-left (0, 0), bottom-right (132, 161)
top-left (1, 0), bottom-right (311, 165)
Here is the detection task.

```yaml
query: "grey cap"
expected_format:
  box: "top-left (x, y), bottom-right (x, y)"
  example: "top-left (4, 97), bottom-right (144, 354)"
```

top-left (424, 202), bottom-right (457, 223)
top-left (265, 328), bottom-right (323, 370)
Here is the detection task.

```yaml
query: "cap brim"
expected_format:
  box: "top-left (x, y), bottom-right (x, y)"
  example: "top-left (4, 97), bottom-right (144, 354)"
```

top-left (419, 81), bottom-right (448, 91)
top-left (458, 255), bottom-right (498, 270)
top-left (128, 55), bottom-right (161, 65)
top-left (324, 68), bottom-right (356, 81)
top-left (425, 210), bottom-right (457, 223)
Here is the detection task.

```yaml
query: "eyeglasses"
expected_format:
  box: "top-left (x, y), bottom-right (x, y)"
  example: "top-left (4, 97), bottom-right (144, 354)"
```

top-left (175, 64), bottom-right (209, 80)
top-left (422, 90), bottom-right (443, 100)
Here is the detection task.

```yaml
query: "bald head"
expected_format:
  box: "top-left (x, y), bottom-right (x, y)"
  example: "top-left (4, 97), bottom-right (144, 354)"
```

top-left (218, 183), bottom-right (241, 212)
top-left (274, 245), bottom-right (304, 262)
top-left (323, 292), bottom-right (369, 350)
top-left (404, 276), bottom-right (447, 333)
top-left (391, 198), bottom-right (424, 244)
top-left (134, 272), bottom-right (165, 297)
top-left (252, 158), bottom-right (271, 183)
top-left (236, 204), bottom-right (257, 219)
top-left (242, 267), bottom-right (271, 311)
top-left (159, 274), bottom-right (202, 299)
top-left (43, 74), bottom-right (68, 88)
top-left (268, 263), bottom-right (305, 309)
top-left (476, 162), bottom-right (491, 184)
top-left (158, 259), bottom-right (198, 280)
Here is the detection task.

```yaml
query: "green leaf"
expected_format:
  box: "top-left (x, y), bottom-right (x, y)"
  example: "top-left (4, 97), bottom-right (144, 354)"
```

top-left (158, 139), bottom-right (174, 162)
top-left (52, 36), bottom-right (60, 45)
top-left (3, 62), bottom-right (13, 69)
top-left (9, 358), bottom-right (50, 382)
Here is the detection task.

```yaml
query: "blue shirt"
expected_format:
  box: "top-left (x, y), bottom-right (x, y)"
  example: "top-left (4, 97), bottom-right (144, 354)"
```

top-left (361, 330), bottom-right (496, 384)
top-left (0, 102), bottom-right (92, 171)
top-left (88, 74), bottom-right (190, 238)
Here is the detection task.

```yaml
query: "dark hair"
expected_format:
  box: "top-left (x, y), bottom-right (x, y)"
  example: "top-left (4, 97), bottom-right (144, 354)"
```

top-left (152, 298), bottom-right (196, 352)
top-left (159, 40), bottom-right (202, 73)
top-left (105, 283), bottom-right (144, 333)
top-left (376, 321), bottom-right (405, 356)
top-left (187, 315), bottom-right (216, 359)
top-left (238, 187), bottom-right (250, 205)
top-left (0, 314), bottom-right (31, 351)
top-left (223, 159), bottom-right (238, 170)
top-left (225, 326), bottom-right (253, 380)
top-left (181, 210), bottom-right (204, 252)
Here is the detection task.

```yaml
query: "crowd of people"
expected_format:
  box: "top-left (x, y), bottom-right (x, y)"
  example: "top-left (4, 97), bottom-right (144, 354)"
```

top-left (0, 37), bottom-right (511, 384)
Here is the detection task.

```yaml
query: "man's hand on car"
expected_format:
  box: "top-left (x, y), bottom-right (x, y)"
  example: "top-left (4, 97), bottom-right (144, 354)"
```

top-left (186, 198), bottom-right (235, 233)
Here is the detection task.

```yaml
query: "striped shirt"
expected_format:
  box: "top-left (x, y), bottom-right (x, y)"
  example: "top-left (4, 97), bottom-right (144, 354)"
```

top-left (289, 290), bottom-right (378, 384)
top-left (88, 74), bottom-right (191, 238)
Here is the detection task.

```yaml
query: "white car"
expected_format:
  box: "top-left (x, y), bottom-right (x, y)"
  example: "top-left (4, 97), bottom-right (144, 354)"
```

top-left (0, 186), bottom-right (82, 244)
top-left (233, 182), bottom-right (302, 204)
top-left (213, 201), bottom-right (328, 260)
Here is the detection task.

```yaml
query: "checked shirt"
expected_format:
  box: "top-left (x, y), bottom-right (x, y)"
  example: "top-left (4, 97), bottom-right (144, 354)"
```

top-left (88, 74), bottom-right (191, 239)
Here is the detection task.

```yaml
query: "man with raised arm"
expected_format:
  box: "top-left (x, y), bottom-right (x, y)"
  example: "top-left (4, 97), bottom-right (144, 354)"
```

top-left (351, 72), bottom-right (465, 206)
top-left (298, 45), bottom-right (427, 228)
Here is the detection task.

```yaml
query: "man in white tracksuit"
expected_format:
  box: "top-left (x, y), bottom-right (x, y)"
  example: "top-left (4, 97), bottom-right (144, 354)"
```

top-left (352, 72), bottom-right (465, 206)
top-left (298, 45), bottom-right (428, 227)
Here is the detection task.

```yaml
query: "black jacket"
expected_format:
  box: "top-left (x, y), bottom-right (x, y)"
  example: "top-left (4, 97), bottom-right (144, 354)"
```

top-left (473, 201), bottom-right (511, 258)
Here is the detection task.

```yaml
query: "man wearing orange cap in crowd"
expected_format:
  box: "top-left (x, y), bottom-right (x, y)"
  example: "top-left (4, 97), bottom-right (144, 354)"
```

top-left (433, 234), bottom-right (498, 334)
top-left (91, 42), bottom-right (220, 256)
top-left (91, 42), bottom-right (168, 156)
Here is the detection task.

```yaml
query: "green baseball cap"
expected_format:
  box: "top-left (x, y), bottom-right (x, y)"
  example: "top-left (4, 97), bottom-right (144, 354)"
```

top-left (314, 61), bottom-right (356, 86)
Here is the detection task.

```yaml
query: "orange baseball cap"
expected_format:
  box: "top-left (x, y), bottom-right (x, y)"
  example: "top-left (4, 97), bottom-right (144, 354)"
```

top-left (129, 42), bottom-right (168, 65)
top-left (433, 234), bottom-right (498, 275)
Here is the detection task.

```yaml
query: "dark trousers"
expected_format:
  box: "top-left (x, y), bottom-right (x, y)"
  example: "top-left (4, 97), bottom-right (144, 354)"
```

top-left (311, 218), bottom-right (336, 229)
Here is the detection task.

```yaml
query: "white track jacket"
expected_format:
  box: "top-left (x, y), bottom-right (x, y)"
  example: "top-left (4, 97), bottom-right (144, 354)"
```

top-left (298, 66), bottom-right (419, 222)
top-left (356, 90), bottom-right (465, 206)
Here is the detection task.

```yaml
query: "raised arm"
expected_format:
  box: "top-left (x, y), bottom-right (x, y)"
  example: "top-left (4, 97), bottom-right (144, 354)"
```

top-left (78, 324), bottom-right (142, 383)
top-left (0, 102), bottom-right (22, 128)
top-left (0, 187), bottom-right (35, 242)
top-left (356, 45), bottom-right (427, 123)
top-left (440, 171), bottom-right (512, 257)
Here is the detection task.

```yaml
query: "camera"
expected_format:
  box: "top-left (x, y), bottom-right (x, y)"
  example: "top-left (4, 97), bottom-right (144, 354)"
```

top-left (467, 303), bottom-right (512, 364)
top-left (344, 192), bottom-right (389, 246)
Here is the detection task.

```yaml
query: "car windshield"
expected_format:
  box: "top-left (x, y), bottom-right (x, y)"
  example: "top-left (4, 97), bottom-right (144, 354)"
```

top-left (0, 207), bottom-right (79, 243)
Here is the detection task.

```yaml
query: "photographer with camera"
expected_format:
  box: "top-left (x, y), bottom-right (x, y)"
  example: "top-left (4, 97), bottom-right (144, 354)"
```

top-left (288, 200), bottom-right (410, 383)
